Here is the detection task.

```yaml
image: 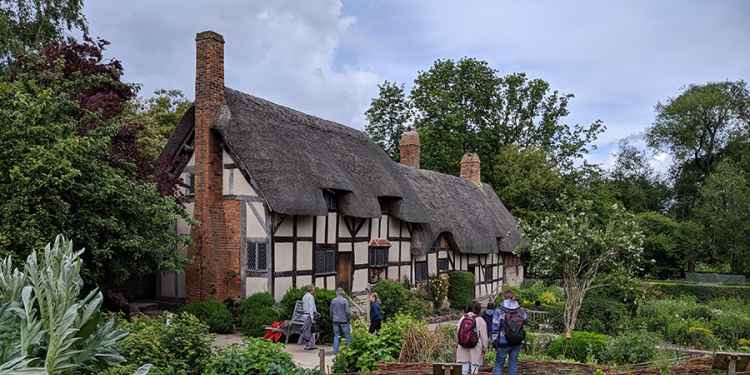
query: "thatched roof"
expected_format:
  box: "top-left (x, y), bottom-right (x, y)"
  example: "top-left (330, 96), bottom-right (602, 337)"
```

top-left (160, 87), bottom-right (521, 255)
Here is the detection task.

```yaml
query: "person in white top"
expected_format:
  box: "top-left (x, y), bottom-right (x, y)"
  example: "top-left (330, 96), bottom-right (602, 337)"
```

top-left (456, 301), bottom-right (489, 374)
top-left (301, 285), bottom-right (318, 350)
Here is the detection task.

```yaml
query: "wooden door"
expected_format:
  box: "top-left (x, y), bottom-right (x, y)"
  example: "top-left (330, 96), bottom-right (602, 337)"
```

top-left (337, 252), bottom-right (353, 293)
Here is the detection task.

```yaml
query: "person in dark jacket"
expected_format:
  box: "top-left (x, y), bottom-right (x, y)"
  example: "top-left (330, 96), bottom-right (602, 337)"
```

top-left (482, 302), bottom-right (496, 338)
top-left (330, 288), bottom-right (352, 353)
top-left (369, 292), bottom-right (383, 333)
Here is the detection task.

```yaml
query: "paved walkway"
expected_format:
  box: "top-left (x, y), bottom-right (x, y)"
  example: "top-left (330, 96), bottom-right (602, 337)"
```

top-left (215, 334), bottom-right (335, 370)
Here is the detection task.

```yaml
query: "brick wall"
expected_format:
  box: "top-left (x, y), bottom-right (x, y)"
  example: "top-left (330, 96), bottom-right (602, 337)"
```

top-left (460, 152), bottom-right (481, 185)
top-left (222, 199), bottom-right (242, 298)
top-left (186, 31), bottom-right (232, 302)
top-left (399, 130), bottom-right (420, 168)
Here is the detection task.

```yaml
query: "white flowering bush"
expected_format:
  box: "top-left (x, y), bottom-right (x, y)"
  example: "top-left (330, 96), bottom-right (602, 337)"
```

top-left (522, 197), bottom-right (644, 336)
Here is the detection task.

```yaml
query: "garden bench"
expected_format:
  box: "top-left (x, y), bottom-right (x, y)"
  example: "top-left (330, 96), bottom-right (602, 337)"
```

top-left (264, 300), bottom-right (307, 344)
top-left (713, 351), bottom-right (750, 375)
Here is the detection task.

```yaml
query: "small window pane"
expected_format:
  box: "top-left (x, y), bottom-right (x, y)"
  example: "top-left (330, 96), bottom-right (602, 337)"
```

top-left (247, 243), bottom-right (257, 270)
top-left (415, 262), bottom-right (428, 282)
top-left (437, 258), bottom-right (449, 272)
top-left (257, 243), bottom-right (267, 270)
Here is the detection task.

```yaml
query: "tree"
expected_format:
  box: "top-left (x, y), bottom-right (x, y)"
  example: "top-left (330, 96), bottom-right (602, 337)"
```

top-left (646, 81), bottom-right (750, 218)
top-left (695, 160), bottom-right (750, 274)
top-left (366, 58), bottom-right (603, 178)
top-left (0, 38), bottom-right (188, 288)
top-left (492, 145), bottom-right (565, 220)
top-left (523, 197), bottom-right (644, 336)
top-left (636, 212), bottom-right (702, 278)
top-left (608, 140), bottom-right (670, 213)
top-left (364, 81), bottom-right (411, 161)
top-left (0, 0), bottom-right (87, 62)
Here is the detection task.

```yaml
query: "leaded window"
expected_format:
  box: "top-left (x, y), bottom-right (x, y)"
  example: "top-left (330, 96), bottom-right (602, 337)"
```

top-left (314, 245), bottom-right (336, 275)
top-left (414, 261), bottom-right (428, 282)
top-left (369, 247), bottom-right (388, 267)
top-left (247, 242), bottom-right (267, 271)
top-left (437, 258), bottom-right (449, 272)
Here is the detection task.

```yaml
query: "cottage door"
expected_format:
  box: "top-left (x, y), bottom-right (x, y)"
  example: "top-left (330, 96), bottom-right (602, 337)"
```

top-left (336, 252), bottom-right (353, 293)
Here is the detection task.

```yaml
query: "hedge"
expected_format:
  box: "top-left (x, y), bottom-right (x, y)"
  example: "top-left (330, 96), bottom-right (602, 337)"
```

top-left (645, 281), bottom-right (750, 302)
top-left (178, 299), bottom-right (234, 333)
top-left (238, 292), bottom-right (281, 337)
top-left (447, 271), bottom-right (474, 310)
top-left (546, 331), bottom-right (608, 363)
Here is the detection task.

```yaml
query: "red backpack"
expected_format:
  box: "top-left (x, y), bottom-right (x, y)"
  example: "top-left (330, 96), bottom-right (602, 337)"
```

top-left (457, 314), bottom-right (479, 348)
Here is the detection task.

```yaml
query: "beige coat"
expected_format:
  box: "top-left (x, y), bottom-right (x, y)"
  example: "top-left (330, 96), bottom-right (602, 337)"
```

top-left (455, 313), bottom-right (489, 366)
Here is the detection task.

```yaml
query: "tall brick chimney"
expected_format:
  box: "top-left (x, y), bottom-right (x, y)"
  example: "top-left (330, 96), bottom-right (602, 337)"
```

top-left (460, 152), bottom-right (481, 185)
top-left (399, 130), bottom-right (420, 168)
top-left (187, 31), bottom-right (227, 302)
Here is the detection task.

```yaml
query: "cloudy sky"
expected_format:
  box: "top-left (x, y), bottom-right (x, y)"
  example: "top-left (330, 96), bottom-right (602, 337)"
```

top-left (85, 1), bottom-right (750, 172)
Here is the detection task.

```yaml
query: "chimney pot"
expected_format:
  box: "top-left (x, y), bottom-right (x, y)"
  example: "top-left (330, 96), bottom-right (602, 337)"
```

top-left (460, 152), bottom-right (481, 185)
top-left (399, 130), bottom-right (420, 168)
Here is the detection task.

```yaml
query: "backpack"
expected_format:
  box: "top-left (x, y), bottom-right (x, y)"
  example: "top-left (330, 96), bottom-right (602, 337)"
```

top-left (503, 310), bottom-right (526, 346)
top-left (457, 314), bottom-right (479, 348)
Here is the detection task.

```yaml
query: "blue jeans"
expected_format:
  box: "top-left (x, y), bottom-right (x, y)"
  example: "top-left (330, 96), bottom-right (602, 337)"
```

top-left (494, 344), bottom-right (521, 375)
top-left (332, 323), bottom-right (351, 353)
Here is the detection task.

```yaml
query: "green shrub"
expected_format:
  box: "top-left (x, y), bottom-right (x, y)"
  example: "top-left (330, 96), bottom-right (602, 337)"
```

top-left (373, 279), bottom-right (410, 319)
top-left (238, 292), bottom-right (281, 337)
top-left (509, 281), bottom-right (564, 308)
top-left (646, 281), bottom-right (750, 302)
top-left (112, 312), bottom-right (214, 375)
top-left (577, 296), bottom-right (630, 335)
top-left (447, 271), bottom-right (474, 310)
top-left (546, 331), bottom-right (608, 363)
top-left (333, 314), bottom-right (426, 373)
top-left (710, 310), bottom-right (750, 346)
top-left (277, 288), bottom-right (335, 343)
top-left (204, 338), bottom-right (306, 375)
top-left (602, 331), bottom-right (660, 365)
top-left (179, 299), bottom-right (234, 334)
top-left (664, 318), bottom-right (719, 349)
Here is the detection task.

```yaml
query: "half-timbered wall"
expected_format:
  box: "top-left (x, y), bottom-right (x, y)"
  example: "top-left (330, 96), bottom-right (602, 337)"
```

top-left (432, 235), bottom-right (505, 298)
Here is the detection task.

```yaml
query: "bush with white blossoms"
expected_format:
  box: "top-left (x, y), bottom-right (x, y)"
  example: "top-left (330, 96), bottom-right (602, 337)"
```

top-left (522, 197), bottom-right (644, 337)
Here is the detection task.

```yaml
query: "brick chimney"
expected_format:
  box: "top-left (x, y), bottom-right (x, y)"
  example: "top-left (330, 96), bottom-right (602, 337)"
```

top-left (460, 152), bottom-right (481, 185)
top-left (187, 31), bottom-right (227, 302)
top-left (399, 130), bottom-right (420, 168)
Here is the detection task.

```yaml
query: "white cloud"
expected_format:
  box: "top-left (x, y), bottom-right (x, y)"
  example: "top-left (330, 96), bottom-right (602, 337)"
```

top-left (85, 0), bottom-right (380, 128)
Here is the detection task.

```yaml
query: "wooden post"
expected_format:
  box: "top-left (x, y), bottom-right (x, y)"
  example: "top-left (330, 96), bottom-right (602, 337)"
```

top-left (728, 355), bottom-right (736, 375)
top-left (432, 363), bottom-right (461, 375)
top-left (319, 348), bottom-right (326, 375)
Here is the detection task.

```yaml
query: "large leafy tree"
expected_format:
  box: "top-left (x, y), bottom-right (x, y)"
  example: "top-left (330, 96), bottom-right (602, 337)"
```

top-left (0, 0), bottom-right (87, 63)
top-left (646, 81), bottom-right (750, 218)
top-left (0, 38), bottom-right (188, 288)
top-left (364, 81), bottom-right (412, 161)
top-left (364, 58), bottom-right (603, 214)
top-left (695, 160), bottom-right (750, 275)
top-left (608, 140), bottom-right (670, 213)
top-left (523, 196), bottom-right (644, 336)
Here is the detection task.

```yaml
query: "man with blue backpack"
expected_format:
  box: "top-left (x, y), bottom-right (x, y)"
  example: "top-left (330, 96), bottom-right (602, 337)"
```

top-left (491, 289), bottom-right (528, 375)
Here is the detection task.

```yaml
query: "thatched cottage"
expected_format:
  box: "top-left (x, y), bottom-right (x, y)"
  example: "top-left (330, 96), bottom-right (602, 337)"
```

top-left (157, 31), bottom-right (523, 302)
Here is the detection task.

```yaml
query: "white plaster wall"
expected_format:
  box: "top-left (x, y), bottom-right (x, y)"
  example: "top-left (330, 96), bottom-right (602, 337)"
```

top-left (297, 275), bottom-right (312, 289)
top-left (326, 276), bottom-right (336, 290)
top-left (176, 202), bottom-right (194, 235)
top-left (353, 269), bottom-right (368, 292)
top-left (327, 213), bottom-right (337, 244)
top-left (275, 217), bottom-right (293, 237)
top-left (401, 242), bottom-right (411, 262)
top-left (388, 244), bottom-right (399, 262)
top-left (274, 277), bottom-right (293, 300)
top-left (315, 216), bottom-right (326, 243)
top-left (298, 241), bottom-right (313, 271)
top-left (354, 242), bottom-right (368, 264)
top-left (428, 253), bottom-right (437, 275)
top-left (356, 220), bottom-right (369, 237)
top-left (274, 243), bottom-right (293, 272)
top-left (338, 218), bottom-right (350, 238)
top-left (297, 216), bottom-right (314, 237)
top-left (389, 216), bottom-right (399, 238)
top-left (388, 266), bottom-right (399, 281)
top-left (400, 266), bottom-right (410, 280)
top-left (415, 255), bottom-right (426, 262)
top-left (246, 203), bottom-right (266, 238)
top-left (315, 277), bottom-right (325, 289)
top-left (246, 277), bottom-right (268, 295)
top-left (338, 243), bottom-right (351, 252)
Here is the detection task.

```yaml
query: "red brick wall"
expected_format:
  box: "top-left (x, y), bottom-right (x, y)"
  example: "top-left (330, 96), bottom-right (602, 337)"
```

top-left (222, 199), bottom-right (242, 299)
top-left (399, 130), bottom-right (420, 168)
top-left (186, 31), bottom-right (228, 302)
top-left (460, 152), bottom-right (481, 184)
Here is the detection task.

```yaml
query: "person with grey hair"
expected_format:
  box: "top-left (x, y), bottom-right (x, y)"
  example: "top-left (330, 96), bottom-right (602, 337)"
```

top-left (301, 285), bottom-right (318, 350)
top-left (330, 287), bottom-right (352, 353)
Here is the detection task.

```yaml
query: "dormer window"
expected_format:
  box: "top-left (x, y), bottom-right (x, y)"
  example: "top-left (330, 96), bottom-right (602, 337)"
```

top-left (324, 190), bottom-right (337, 211)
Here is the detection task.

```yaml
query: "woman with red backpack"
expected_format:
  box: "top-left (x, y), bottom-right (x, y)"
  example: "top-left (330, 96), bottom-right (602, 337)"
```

top-left (456, 301), bottom-right (489, 374)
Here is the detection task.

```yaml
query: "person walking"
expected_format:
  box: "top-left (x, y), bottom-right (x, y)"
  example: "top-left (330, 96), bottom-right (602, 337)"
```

top-left (330, 287), bottom-right (352, 353)
top-left (482, 302), bottom-right (496, 338)
top-left (456, 301), bottom-right (489, 374)
top-left (369, 292), bottom-right (383, 333)
top-left (492, 289), bottom-right (528, 375)
top-left (301, 285), bottom-right (318, 350)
